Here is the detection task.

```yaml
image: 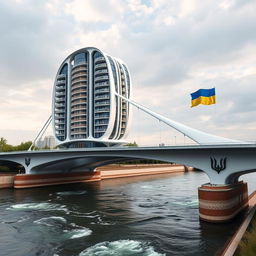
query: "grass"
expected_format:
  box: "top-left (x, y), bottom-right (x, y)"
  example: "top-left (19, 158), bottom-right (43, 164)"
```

top-left (235, 213), bottom-right (256, 256)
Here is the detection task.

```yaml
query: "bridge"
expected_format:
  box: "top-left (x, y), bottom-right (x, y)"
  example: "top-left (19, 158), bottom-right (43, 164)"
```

top-left (0, 95), bottom-right (255, 223)
top-left (1, 143), bottom-right (256, 184)
top-left (1, 142), bottom-right (255, 222)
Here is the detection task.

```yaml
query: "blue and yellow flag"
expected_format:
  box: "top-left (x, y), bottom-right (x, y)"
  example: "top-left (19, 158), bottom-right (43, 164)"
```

top-left (191, 88), bottom-right (216, 107)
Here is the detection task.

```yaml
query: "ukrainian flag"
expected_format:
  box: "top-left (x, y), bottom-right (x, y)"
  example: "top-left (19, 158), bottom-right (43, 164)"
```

top-left (191, 88), bottom-right (216, 107)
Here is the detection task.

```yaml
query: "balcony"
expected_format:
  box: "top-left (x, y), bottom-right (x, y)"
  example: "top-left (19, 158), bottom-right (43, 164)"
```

top-left (72, 78), bottom-right (87, 85)
top-left (94, 122), bottom-right (108, 126)
top-left (71, 134), bottom-right (87, 139)
top-left (71, 99), bottom-right (87, 105)
top-left (71, 128), bottom-right (86, 132)
top-left (57, 74), bottom-right (66, 79)
top-left (95, 95), bottom-right (110, 100)
top-left (94, 69), bottom-right (108, 76)
top-left (55, 126), bottom-right (65, 131)
top-left (71, 88), bottom-right (87, 94)
top-left (55, 103), bottom-right (65, 107)
top-left (94, 108), bottom-right (110, 113)
top-left (72, 83), bottom-right (87, 91)
top-left (55, 119), bottom-right (65, 124)
top-left (94, 63), bottom-right (107, 70)
top-left (56, 86), bottom-right (65, 92)
top-left (71, 132), bottom-right (87, 136)
top-left (71, 66), bottom-right (87, 75)
top-left (71, 106), bottom-right (87, 113)
top-left (71, 95), bottom-right (87, 102)
top-left (94, 56), bottom-right (105, 63)
top-left (95, 81), bottom-right (109, 87)
top-left (94, 75), bottom-right (109, 82)
top-left (71, 118), bottom-right (87, 123)
top-left (56, 80), bottom-right (66, 85)
top-left (95, 88), bottom-right (110, 93)
top-left (71, 106), bottom-right (86, 112)
top-left (72, 72), bottom-right (87, 80)
top-left (55, 108), bottom-right (65, 113)
top-left (56, 132), bottom-right (65, 135)
top-left (72, 63), bottom-right (87, 71)
top-left (94, 115), bottom-right (109, 120)
top-left (55, 113), bottom-right (65, 118)
top-left (95, 101), bottom-right (110, 106)
top-left (94, 128), bottom-right (107, 132)
top-left (55, 97), bottom-right (65, 103)
top-left (55, 91), bottom-right (66, 96)
top-left (71, 123), bottom-right (86, 128)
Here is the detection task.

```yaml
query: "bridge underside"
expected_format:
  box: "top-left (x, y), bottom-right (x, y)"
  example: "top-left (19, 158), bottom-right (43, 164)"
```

top-left (30, 156), bottom-right (135, 173)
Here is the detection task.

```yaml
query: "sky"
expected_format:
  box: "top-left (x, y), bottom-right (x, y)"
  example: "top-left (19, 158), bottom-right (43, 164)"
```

top-left (0, 0), bottom-right (256, 146)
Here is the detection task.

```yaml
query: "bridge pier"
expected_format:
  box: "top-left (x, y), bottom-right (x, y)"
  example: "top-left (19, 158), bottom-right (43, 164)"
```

top-left (198, 182), bottom-right (248, 222)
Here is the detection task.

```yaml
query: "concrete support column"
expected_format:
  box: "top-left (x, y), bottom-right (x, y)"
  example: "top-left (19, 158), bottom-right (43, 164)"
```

top-left (198, 182), bottom-right (248, 222)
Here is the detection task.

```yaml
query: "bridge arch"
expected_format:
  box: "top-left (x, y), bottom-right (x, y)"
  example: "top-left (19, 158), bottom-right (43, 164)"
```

top-left (0, 159), bottom-right (25, 173)
top-left (225, 168), bottom-right (256, 184)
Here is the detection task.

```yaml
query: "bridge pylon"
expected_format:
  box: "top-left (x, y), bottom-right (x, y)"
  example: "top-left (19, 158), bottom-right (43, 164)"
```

top-left (198, 182), bottom-right (248, 222)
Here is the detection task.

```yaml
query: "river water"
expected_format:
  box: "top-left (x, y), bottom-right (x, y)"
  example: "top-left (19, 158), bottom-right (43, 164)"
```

top-left (0, 171), bottom-right (256, 256)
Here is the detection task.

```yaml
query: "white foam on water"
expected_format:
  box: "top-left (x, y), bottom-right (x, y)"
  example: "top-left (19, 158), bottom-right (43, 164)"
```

top-left (64, 227), bottom-right (92, 239)
top-left (138, 202), bottom-right (168, 208)
top-left (140, 185), bottom-right (154, 189)
top-left (34, 216), bottom-right (67, 227)
top-left (171, 199), bottom-right (198, 207)
top-left (79, 240), bottom-right (166, 256)
top-left (8, 203), bottom-right (68, 212)
top-left (56, 191), bottom-right (87, 196)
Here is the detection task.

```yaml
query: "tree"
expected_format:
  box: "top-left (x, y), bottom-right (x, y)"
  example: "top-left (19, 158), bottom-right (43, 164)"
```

top-left (125, 141), bottom-right (138, 147)
top-left (0, 137), bottom-right (32, 152)
top-left (0, 137), bottom-right (12, 152)
top-left (14, 141), bottom-right (32, 151)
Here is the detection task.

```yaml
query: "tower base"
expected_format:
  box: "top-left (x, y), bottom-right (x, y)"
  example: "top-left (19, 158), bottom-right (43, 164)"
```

top-left (198, 182), bottom-right (248, 223)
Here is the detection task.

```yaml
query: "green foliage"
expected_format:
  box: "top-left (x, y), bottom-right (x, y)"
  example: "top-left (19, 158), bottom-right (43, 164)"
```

top-left (14, 141), bottom-right (32, 151)
top-left (0, 166), bottom-right (11, 172)
top-left (0, 137), bottom-right (32, 152)
top-left (235, 216), bottom-right (256, 256)
top-left (125, 141), bottom-right (138, 147)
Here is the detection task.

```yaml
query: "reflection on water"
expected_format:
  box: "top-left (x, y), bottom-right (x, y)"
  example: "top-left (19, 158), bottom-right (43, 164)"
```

top-left (0, 171), bottom-right (255, 256)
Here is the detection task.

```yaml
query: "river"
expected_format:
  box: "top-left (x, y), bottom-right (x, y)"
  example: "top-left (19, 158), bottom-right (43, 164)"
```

top-left (0, 171), bottom-right (255, 256)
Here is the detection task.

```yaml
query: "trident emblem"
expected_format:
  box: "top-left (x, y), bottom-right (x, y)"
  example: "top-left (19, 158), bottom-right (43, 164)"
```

top-left (210, 157), bottom-right (227, 174)
top-left (25, 157), bottom-right (31, 167)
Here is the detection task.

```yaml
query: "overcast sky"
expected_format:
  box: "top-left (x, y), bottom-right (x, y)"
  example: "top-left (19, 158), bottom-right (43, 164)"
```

top-left (1, 0), bottom-right (256, 146)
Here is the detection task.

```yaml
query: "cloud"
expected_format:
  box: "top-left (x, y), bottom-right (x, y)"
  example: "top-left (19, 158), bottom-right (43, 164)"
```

top-left (1, 0), bottom-right (256, 146)
top-left (65, 0), bottom-right (125, 23)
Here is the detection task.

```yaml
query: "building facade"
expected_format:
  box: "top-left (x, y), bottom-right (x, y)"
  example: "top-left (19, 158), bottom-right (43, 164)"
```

top-left (52, 47), bottom-right (132, 148)
top-left (36, 136), bottom-right (56, 149)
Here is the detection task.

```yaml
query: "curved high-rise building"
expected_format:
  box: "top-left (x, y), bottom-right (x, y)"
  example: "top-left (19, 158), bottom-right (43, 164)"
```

top-left (52, 47), bottom-right (132, 148)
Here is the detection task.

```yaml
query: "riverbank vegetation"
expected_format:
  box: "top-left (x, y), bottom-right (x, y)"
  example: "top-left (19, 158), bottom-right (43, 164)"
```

top-left (235, 213), bottom-right (256, 256)
top-left (0, 137), bottom-right (32, 152)
top-left (0, 137), bottom-right (32, 172)
top-left (0, 137), bottom-right (52, 152)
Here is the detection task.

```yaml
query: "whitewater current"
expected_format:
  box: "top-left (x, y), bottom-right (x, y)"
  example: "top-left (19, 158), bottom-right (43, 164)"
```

top-left (0, 171), bottom-right (255, 256)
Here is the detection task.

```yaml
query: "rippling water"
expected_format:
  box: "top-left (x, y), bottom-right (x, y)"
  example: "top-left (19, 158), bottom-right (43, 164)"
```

top-left (0, 171), bottom-right (256, 256)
